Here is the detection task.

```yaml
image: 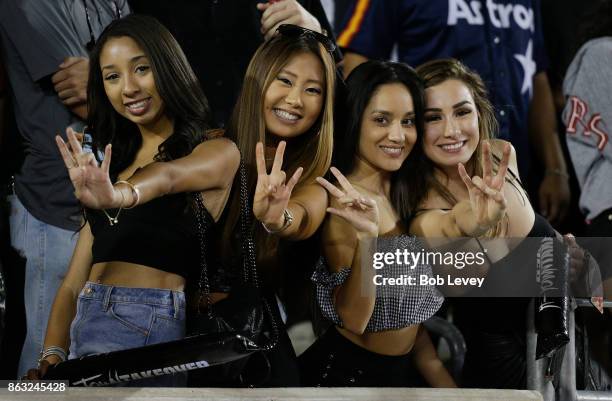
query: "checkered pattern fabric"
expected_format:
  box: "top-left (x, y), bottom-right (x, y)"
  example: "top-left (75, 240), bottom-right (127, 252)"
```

top-left (312, 235), bottom-right (444, 332)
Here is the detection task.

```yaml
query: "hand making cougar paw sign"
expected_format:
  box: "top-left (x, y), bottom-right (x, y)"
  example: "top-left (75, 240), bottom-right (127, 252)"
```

top-left (316, 167), bottom-right (379, 238)
top-left (56, 127), bottom-right (115, 209)
top-left (253, 141), bottom-right (303, 230)
top-left (458, 141), bottom-right (510, 230)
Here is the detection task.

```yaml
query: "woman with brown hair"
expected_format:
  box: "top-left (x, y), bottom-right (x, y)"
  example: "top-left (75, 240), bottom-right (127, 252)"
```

top-left (200, 25), bottom-right (338, 386)
top-left (412, 58), bottom-right (558, 388)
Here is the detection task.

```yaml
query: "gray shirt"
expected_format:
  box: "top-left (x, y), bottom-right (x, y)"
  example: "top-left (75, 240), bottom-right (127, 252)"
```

top-left (0, 0), bottom-right (129, 230)
top-left (562, 37), bottom-right (612, 221)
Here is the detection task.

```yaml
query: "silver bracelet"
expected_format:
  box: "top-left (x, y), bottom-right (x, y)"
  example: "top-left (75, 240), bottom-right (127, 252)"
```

top-left (261, 209), bottom-right (294, 234)
top-left (38, 346), bottom-right (67, 365)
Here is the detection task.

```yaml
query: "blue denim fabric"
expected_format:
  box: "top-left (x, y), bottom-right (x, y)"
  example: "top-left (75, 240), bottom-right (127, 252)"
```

top-left (69, 282), bottom-right (186, 386)
top-left (8, 195), bottom-right (78, 378)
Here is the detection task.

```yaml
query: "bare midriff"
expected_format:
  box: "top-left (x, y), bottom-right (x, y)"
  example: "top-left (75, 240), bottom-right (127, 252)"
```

top-left (89, 262), bottom-right (230, 304)
top-left (90, 262), bottom-right (185, 291)
top-left (337, 324), bottom-right (420, 356)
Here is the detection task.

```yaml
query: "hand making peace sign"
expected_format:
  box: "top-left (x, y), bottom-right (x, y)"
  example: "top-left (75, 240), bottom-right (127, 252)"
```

top-left (253, 141), bottom-right (303, 230)
top-left (316, 167), bottom-right (379, 238)
top-left (457, 141), bottom-right (510, 231)
top-left (56, 127), bottom-right (116, 209)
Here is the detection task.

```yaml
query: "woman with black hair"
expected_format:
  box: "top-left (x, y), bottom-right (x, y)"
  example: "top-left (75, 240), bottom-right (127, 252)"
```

top-left (26, 15), bottom-right (239, 385)
top-left (298, 60), bottom-right (455, 387)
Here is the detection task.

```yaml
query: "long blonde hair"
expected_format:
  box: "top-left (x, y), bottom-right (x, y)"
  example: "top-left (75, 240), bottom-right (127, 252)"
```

top-left (228, 34), bottom-right (335, 186)
top-left (222, 32), bottom-right (336, 266)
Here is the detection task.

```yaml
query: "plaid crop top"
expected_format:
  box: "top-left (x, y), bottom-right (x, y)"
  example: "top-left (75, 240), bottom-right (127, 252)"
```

top-left (312, 235), bottom-right (443, 332)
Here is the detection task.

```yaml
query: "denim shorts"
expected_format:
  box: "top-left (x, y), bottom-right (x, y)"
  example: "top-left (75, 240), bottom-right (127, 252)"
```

top-left (69, 282), bottom-right (186, 386)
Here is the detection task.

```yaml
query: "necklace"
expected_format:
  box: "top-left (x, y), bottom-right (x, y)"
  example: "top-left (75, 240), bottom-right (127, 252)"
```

top-left (102, 208), bottom-right (122, 226)
top-left (100, 182), bottom-right (128, 226)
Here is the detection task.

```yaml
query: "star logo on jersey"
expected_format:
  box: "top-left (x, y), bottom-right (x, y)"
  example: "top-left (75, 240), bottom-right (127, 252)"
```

top-left (514, 40), bottom-right (536, 97)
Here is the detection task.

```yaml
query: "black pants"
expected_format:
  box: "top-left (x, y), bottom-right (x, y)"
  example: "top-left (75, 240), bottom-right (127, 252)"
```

top-left (453, 298), bottom-right (530, 389)
top-left (585, 209), bottom-right (612, 280)
top-left (298, 326), bottom-right (420, 387)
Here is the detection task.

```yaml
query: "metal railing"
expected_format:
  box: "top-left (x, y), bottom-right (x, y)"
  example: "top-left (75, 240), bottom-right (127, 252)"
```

top-left (527, 299), bottom-right (612, 401)
top-left (0, 387), bottom-right (545, 401)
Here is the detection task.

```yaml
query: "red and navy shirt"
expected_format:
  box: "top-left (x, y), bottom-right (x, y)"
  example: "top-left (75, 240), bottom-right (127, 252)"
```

top-left (337, 0), bottom-right (549, 176)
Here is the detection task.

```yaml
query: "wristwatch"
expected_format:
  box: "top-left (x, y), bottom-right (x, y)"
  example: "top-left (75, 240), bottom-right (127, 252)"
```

top-left (262, 208), bottom-right (294, 234)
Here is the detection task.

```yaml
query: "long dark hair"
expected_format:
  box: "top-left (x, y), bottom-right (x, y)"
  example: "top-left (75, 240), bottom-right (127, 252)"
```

top-left (87, 15), bottom-right (212, 178)
top-left (334, 60), bottom-right (428, 224)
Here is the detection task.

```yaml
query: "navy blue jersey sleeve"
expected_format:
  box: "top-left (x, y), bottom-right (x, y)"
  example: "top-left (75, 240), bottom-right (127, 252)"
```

top-left (336, 0), bottom-right (399, 60)
top-left (533, 0), bottom-right (549, 73)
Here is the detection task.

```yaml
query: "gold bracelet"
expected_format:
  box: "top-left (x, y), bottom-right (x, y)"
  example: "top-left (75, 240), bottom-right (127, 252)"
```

top-left (115, 180), bottom-right (140, 209)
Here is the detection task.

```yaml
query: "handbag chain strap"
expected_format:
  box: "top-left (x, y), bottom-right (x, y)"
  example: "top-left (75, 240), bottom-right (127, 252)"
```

top-left (194, 160), bottom-right (279, 350)
top-left (194, 190), bottom-right (212, 318)
top-left (239, 160), bottom-right (258, 286)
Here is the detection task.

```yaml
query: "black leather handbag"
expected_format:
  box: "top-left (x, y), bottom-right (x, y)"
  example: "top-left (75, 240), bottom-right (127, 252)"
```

top-left (187, 161), bottom-right (279, 384)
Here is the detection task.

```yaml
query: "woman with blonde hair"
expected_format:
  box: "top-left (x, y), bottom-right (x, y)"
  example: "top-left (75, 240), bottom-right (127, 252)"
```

top-left (225, 24), bottom-right (336, 243)
top-left (199, 25), bottom-right (338, 387)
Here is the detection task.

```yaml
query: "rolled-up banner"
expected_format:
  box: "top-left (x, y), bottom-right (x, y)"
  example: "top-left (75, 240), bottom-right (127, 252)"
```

top-left (44, 333), bottom-right (259, 386)
top-left (535, 237), bottom-right (570, 360)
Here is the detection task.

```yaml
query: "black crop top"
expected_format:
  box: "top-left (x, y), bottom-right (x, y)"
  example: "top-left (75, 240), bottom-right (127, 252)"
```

top-left (87, 193), bottom-right (212, 279)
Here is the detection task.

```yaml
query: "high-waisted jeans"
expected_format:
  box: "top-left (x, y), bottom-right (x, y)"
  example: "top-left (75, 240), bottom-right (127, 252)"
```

top-left (69, 282), bottom-right (186, 386)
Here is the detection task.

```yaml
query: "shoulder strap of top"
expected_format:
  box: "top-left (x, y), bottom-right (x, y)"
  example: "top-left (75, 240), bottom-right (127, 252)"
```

top-left (491, 153), bottom-right (523, 187)
top-left (491, 153), bottom-right (528, 205)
